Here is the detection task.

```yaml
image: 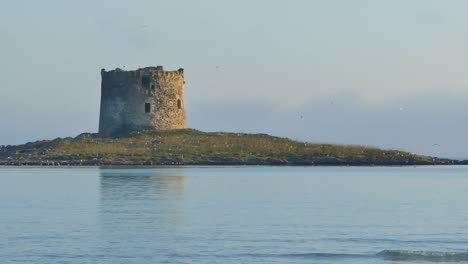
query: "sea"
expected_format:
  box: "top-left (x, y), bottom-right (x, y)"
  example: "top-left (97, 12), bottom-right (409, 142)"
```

top-left (1, 166), bottom-right (467, 264)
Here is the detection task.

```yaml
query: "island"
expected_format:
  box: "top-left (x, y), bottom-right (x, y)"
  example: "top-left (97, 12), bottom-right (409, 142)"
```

top-left (0, 129), bottom-right (462, 166)
top-left (2, 66), bottom-right (464, 166)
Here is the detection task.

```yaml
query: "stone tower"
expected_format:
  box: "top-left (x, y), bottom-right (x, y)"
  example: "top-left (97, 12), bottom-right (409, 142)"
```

top-left (99, 66), bottom-right (186, 136)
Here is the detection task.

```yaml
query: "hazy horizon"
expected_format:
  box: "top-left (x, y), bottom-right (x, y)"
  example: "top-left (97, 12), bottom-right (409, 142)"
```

top-left (1, 0), bottom-right (467, 159)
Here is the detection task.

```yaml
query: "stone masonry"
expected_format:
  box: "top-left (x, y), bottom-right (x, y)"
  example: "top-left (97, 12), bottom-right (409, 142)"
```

top-left (99, 66), bottom-right (186, 136)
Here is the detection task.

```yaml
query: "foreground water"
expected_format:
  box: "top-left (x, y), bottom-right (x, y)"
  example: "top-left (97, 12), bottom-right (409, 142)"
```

top-left (0, 166), bottom-right (467, 264)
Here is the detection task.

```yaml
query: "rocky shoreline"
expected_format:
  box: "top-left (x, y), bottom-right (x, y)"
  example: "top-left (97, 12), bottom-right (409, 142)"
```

top-left (0, 157), bottom-right (462, 167)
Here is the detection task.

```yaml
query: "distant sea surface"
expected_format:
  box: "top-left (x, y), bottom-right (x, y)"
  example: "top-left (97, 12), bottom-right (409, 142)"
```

top-left (1, 166), bottom-right (468, 264)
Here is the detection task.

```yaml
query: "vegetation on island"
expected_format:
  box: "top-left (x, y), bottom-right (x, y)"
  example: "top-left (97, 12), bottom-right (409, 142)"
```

top-left (0, 129), bottom-right (459, 166)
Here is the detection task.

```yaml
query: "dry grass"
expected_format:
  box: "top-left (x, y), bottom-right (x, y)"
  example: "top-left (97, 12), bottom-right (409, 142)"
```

top-left (0, 129), bottom-right (431, 165)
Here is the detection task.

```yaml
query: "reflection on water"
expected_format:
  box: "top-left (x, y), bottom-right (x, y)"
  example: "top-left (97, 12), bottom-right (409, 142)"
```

top-left (2, 167), bottom-right (468, 264)
top-left (99, 169), bottom-right (186, 235)
top-left (100, 169), bottom-right (185, 199)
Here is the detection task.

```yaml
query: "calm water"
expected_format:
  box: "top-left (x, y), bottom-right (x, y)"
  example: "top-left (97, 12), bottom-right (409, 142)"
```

top-left (1, 166), bottom-right (468, 264)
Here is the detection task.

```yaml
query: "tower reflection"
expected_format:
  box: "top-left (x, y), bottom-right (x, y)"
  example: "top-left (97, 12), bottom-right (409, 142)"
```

top-left (99, 169), bottom-right (186, 235)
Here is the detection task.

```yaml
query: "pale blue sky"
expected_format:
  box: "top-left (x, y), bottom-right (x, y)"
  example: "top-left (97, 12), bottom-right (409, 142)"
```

top-left (1, 0), bottom-right (467, 158)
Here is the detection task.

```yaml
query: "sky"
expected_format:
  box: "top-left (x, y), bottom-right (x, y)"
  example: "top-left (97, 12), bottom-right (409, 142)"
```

top-left (1, 0), bottom-right (467, 159)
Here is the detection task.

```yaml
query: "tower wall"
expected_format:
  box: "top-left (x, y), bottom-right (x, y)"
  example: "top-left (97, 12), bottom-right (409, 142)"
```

top-left (99, 66), bottom-right (186, 136)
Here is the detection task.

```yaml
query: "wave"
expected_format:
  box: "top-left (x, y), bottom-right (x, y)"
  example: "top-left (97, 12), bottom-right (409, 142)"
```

top-left (378, 250), bottom-right (468, 262)
top-left (242, 250), bottom-right (468, 262)
top-left (241, 252), bottom-right (368, 259)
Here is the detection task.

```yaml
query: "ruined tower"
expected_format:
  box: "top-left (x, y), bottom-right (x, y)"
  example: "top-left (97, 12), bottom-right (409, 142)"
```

top-left (99, 66), bottom-right (186, 136)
